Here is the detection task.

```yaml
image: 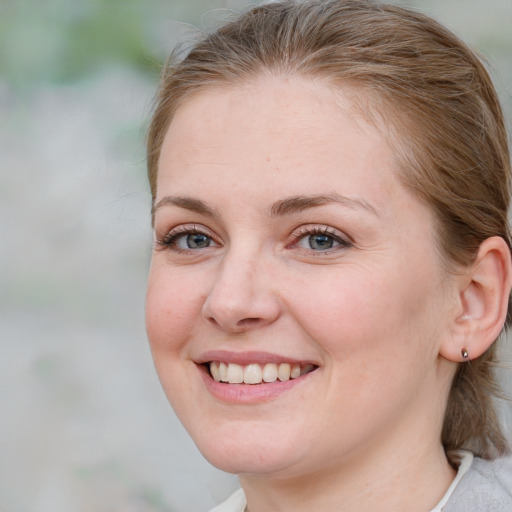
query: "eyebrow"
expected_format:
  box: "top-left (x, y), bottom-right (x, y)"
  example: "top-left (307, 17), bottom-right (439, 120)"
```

top-left (270, 193), bottom-right (379, 217)
top-left (152, 196), bottom-right (219, 219)
top-left (152, 192), bottom-right (378, 222)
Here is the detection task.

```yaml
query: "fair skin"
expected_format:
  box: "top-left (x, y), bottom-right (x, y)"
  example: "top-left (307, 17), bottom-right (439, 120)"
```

top-left (146, 76), bottom-right (509, 511)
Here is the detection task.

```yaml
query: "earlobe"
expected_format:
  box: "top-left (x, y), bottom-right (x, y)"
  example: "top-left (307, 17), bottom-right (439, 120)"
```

top-left (440, 236), bottom-right (512, 363)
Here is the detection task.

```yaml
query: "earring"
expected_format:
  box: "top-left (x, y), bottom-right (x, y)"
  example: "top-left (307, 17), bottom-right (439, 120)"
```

top-left (461, 347), bottom-right (469, 361)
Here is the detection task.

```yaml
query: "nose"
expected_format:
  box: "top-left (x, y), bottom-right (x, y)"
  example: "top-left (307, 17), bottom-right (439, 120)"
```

top-left (202, 249), bottom-right (281, 333)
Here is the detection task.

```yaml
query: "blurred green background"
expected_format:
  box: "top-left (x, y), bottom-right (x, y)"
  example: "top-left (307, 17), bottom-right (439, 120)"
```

top-left (1, 1), bottom-right (511, 511)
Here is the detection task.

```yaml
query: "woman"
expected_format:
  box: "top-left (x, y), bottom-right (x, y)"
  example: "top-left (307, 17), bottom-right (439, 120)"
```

top-left (145, 1), bottom-right (512, 510)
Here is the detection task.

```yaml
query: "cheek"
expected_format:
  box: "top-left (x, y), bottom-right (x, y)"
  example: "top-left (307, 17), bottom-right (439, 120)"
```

top-left (288, 270), bottom-right (441, 430)
top-left (145, 266), bottom-right (208, 414)
top-left (289, 265), bottom-right (437, 362)
top-left (145, 265), bottom-right (205, 354)
top-left (289, 272), bottom-right (388, 349)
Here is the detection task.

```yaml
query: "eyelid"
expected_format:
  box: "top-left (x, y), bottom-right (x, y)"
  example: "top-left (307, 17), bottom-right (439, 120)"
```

top-left (287, 224), bottom-right (353, 251)
top-left (154, 223), bottom-right (220, 251)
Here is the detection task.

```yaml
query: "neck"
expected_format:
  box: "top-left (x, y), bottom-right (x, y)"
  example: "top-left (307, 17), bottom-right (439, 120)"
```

top-left (241, 439), bottom-right (454, 512)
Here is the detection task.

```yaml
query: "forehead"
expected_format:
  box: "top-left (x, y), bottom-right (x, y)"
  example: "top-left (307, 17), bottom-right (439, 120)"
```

top-left (166, 75), bottom-right (383, 137)
top-left (156, 75), bottom-right (439, 260)
top-left (158, 75), bottom-right (398, 195)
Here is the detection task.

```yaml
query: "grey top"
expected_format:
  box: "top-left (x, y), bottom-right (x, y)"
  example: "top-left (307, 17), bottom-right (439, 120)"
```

top-left (442, 455), bottom-right (512, 512)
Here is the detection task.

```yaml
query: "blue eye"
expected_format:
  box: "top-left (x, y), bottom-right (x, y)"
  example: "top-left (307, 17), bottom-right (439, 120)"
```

top-left (293, 227), bottom-right (350, 252)
top-left (156, 226), bottom-right (218, 252)
top-left (177, 233), bottom-right (212, 249)
top-left (307, 234), bottom-right (337, 250)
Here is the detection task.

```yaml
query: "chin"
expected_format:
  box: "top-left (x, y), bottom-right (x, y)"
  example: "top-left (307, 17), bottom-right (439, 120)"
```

top-left (201, 445), bottom-right (300, 476)
top-left (187, 419), bottom-right (307, 476)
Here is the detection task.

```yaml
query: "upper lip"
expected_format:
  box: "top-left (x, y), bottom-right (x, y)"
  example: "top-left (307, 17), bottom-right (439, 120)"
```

top-left (194, 350), bottom-right (319, 367)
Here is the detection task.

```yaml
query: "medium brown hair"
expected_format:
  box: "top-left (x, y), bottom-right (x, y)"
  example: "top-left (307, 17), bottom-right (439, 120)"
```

top-left (147, 0), bottom-right (512, 458)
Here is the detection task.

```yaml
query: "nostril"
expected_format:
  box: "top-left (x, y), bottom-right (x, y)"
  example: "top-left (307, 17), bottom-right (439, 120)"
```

top-left (237, 318), bottom-right (261, 327)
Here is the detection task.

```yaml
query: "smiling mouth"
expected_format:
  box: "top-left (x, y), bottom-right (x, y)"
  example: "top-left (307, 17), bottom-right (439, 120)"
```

top-left (206, 361), bottom-right (317, 385)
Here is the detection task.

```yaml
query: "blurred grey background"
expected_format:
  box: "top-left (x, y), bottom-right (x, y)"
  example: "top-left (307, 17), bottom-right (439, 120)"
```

top-left (1, 1), bottom-right (511, 511)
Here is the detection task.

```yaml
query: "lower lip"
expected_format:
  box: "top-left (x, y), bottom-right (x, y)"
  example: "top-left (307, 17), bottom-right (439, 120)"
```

top-left (198, 365), bottom-right (313, 404)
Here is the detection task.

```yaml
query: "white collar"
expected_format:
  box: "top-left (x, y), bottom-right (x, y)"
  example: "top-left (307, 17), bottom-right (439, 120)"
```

top-left (429, 450), bottom-right (474, 512)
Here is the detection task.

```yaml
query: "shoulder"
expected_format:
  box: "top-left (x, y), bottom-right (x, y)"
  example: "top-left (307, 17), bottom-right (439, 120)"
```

top-left (208, 489), bottom-right (246, 512)
top-left (443, 455), bottom-right (512, 512)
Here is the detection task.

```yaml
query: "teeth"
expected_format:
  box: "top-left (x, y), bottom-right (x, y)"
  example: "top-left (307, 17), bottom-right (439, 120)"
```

top-left (262, 363), bottom-right (277, 382)
top-left (290, 364), bottom-right (301, 379)
top-left (278, 363), bottom-right (291, 381)
top-left (209, 361), bottom-right (313, 384)
top-left (225, 363), bottom-right (244, 383)
top-left (210, 361), bottom-right (221, 381)
top-left (219, 362), bottom-right (228, 381)
top-left (244, 364), bottom-right (262, 384)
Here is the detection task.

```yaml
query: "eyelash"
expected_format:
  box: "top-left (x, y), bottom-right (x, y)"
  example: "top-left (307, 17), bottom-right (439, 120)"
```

top-left (155, 225), bottom-right (218, 252)
top-left (289, 226), bottom-right (353, 253)
top-left (154, 225), bottom-right (352, 254)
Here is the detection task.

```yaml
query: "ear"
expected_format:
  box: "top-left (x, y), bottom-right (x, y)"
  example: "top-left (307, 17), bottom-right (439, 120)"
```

top-left (440, 236), bottom-right (512, 362)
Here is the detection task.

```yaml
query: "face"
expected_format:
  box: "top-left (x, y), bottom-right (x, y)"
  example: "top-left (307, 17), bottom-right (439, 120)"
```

top-left (146, 76), bottom-right (456, 480)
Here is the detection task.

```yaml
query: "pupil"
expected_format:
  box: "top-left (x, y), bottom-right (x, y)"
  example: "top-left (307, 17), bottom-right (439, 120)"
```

top-left (187, 233), bottom-right (210, 248)
top-left (309, 234), bottom-right (333, 250)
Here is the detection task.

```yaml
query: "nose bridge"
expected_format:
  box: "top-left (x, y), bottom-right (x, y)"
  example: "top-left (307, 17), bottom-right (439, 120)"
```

top-left (219, 246), bottom-right (257, 298)
top-left (202, 240), bottom-right (279, 331)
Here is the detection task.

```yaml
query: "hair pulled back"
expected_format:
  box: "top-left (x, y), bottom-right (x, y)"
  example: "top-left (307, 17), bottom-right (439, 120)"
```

top-left (147, 0), bottom-right (512, 458)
